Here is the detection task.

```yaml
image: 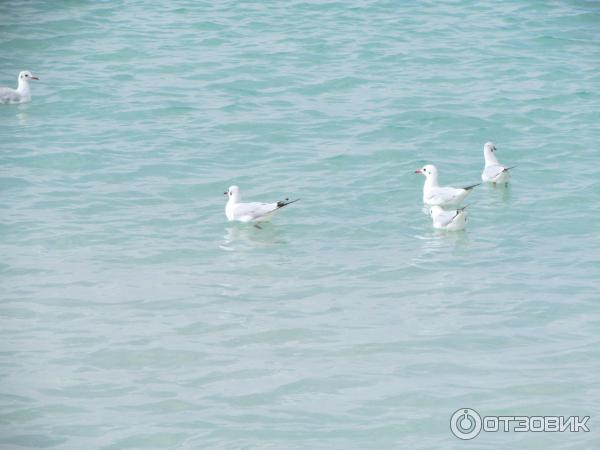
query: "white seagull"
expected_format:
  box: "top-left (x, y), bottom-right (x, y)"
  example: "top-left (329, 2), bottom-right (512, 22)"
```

top-left (481, 142), bottom-right (515, 186)
top-left (415, 164), bottom-right (479, 206)
top-left (0, 71), bottom-right (39, 104)
top-left (224, 185), bottom-right (299, 226)
top-left (430, 205), bottom-right (467, 231)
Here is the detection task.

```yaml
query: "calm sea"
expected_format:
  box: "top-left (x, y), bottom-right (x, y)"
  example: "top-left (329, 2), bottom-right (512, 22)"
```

top-left (1, 1), bottom-right (599, 448)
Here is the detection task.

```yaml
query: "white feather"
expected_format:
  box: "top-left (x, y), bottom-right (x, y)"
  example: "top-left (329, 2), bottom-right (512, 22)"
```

top-left (481, 142), bottom-right (512, 184)
top-left (430, 206), bottom-right (467, 231)
top-left (224, 185), bottom-right (297, 223)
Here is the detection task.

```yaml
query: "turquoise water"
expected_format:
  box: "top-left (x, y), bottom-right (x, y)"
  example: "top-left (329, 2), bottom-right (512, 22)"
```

top-left (1, 0), bottom-right (599, 448)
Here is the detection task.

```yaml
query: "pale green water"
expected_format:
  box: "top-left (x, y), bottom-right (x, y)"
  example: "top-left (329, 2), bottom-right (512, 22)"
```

top-left (1, 1), bottom-right (599, 449)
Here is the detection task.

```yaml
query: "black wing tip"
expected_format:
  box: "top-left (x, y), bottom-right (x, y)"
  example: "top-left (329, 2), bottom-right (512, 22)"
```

top-left (463, 183), bottom-right (481, 191)
top-left (277, 198), bottom-right (300, 208)
top-left (503, 165), bottom-right (517, 172)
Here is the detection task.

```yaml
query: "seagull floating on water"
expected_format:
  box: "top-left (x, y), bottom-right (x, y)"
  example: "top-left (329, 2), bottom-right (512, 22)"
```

top-left (415, 164), bottom-right (479, 206)
top-left (224, 185), bottom-right (299, 227)
top-left (0, 71), bottom-right (39, 104)
top-left (481, 142), bottom-right (515, 186)
top-left (430, 205), bottom-right (467, 231)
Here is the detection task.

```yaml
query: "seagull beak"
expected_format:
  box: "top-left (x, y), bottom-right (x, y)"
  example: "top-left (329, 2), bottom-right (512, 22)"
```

top-left (414, 169), bottom-right (422, 174)
top-left (30, 76), bottom-right (39, 80)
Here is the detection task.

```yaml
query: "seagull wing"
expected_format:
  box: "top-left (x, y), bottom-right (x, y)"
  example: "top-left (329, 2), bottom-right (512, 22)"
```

top-left (0, 87), bottom-right (19, 104)
top-left (482, 164), bottom-right (507, 181)
top-left (233, 202), bottom-right (279, 222)
top-left (432, 208), bottom-right (459, 227)
top-left (427, 187), bottom-right (464, 205)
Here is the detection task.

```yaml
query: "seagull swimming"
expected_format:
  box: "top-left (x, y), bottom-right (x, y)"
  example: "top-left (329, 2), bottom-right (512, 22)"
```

top-left (430, 205), bottom-right (467, 231)
top-left (224, 185), bottom-right (299, 226)
top-left (481, 142), bottom-right (515, 186)
top-left (415, 164), bottom-right (480, 206)
top-left (0, 71), bottom-right (39, 104)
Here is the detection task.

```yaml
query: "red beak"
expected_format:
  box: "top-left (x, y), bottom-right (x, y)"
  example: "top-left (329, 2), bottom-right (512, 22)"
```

top-left (31, 76), bottom-right (39, 80)
top-left (414, 169), bottom-right (422, 174)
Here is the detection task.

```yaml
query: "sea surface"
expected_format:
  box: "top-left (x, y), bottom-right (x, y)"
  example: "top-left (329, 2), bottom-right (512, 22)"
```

top-left (1, 1), bottom-right (599, 449)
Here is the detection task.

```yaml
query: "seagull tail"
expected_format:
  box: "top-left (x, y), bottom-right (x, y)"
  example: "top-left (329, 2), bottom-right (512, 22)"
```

top-left (462, 183), bottom-right (481, 191)
top-left (276, 198), bottom-right (300, 208)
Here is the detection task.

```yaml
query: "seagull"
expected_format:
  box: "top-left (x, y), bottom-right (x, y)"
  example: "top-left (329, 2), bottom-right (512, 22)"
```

top-left (224, 185), bottom-right (299, 227)
top-left (430, 205), bottom-right (467, 231)
top-left (481, 142), bottom-right (515, 186)
top-left (415, 164), bottom-right (480, 206)
top-left (0, 71), bottom-right (39, 104)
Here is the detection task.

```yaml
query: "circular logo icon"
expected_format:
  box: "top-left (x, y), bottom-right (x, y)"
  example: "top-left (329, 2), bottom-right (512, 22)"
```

top-left (450, 408), bottom-right (482, 440)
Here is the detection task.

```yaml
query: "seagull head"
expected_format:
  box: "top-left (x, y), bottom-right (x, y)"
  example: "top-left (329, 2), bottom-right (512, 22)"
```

top-left (414, 164), bottom-right (437, 178)
top-left (484, 142), bottom-right (497, 154)
top-left (483, 142), bottom-right (499, 165)
top-left (19, 70), bottom-right (39, 81)
top-left (224, 185), bottom-right (241, 202)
